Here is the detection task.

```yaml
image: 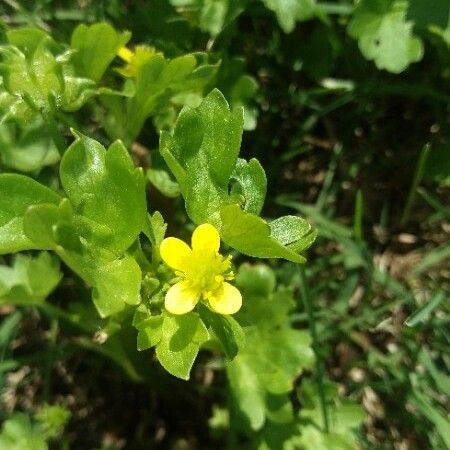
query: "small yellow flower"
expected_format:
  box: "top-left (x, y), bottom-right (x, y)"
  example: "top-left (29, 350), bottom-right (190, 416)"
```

top-left (116, 45), bottom-right (160, 78)
top-left (117, 46), bottom-right (134, 64)
top-left (160, 224), bottom-right (242, 315)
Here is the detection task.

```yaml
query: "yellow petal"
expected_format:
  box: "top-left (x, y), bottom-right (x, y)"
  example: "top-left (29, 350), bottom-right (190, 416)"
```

top-left (160, 237), bottom-right (192, 271)
top-left (165, 281), bottom-right (200, 315)
top-left (117, 46), bottom-right (134, 63)
top-left (208, 282), bottom-right (242, 315)
top-left (192, 223), bottom-right (220, 253)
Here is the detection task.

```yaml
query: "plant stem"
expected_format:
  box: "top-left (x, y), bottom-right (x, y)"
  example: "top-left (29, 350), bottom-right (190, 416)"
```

top-left (400, 143), bottom-right (431, 227)
top-left (353, 189), bottom-right (363, 243)
top-left (298, 265), bottom-right (330, 433)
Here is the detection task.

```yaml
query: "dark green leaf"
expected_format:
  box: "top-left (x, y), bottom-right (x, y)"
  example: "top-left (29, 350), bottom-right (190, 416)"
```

top-left (199, 304), bottom-right (245, 359)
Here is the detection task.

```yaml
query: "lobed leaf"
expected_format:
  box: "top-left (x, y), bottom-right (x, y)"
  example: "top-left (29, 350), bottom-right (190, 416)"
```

top-left (60, 132), bottom-right (146, 255)
top-left (261, 0), bottom-right (316, 33)
top-left (0, 252), bottom-right (61, 305)
top-left (71, 22), bottom-right (131, 81)
top-left (348, 0), bottom-right (424, 73)
top-left (0, 174), bottom-right (61, 254)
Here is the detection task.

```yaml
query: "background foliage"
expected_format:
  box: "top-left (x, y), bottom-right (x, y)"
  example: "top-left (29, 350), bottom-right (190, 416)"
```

top-left (0, 0), bottom-right (449, 449)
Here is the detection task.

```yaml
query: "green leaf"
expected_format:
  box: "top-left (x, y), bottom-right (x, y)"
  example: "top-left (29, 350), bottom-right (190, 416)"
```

top-left (0, 413), bottom-right (48, 450)
top-left (160, 89), bottom-right (243, 225)
top-left (35, 405), bottom-right (70, 439)
top-left (261, 0), bottom-right (316, 33)
top-left (0, 173), bottom-right (61, 254)
top-left (60, 132), bottom-right (146, 255)
top-left (161, 90), bottom-right (314, 262)
top-left (0, 123), bottom-right (60, 172)
top-left (235, 263), bottom-right (276, 297)
top-left (348, 0), bottom-right (424, 73)
top-left (216, 56), bottom-right (259, 130)
top-left (199, 304), bottom-right (245, 360)
top-left (92, 254), bottom-right (141, 316)
top-left (293, 381), bottom-right (366, 450)
top-left (0, 37), bottom-right (96, 122)
top-left (0, 311), bottom-right (22, 348)
top-left (144, 211), bottom-right (167, 249)
top-left (24, 200), bottom-right (142, 318)
top-left (269, 215), bottom-right (317, 255)
top-left (410, 388), bottom-right (450, 449)
top-left (227, 326), bottom-right (314, 430)
top-left (147, 168), bottom-right (180, 198)
top-left (134, 308), bottom-right (164, 351)
top-left (155, 312), bottom-right (209, 380)
top-left (126, 53), bottom-right (218, 141)
top-left (405, 291), bottom-right (446, 327)
top-left (0, 252), bottom-right (62, 305)
top-left (230, 158), bottom-right (267, 215)
top-left (169, 0), bottom-right (247, 37)
top-left (226, 271), bottom-right (315, 430)
top-left (71, 22), bottom-right (131, 81)
top-left (6, 27), bottom-right (50, 54)
top-left (220, 205), bottom-right (306, 263)
top-left (227, 348), bottom-right (266, 429)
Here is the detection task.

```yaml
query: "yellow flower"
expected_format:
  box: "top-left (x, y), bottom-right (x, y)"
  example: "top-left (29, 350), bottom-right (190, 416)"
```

top-left (160, 224), bottom-right (242, 315)
top-left (117, 46), bottom-right (134, 64)
top-left (116, 45), bottom-right (160, 78)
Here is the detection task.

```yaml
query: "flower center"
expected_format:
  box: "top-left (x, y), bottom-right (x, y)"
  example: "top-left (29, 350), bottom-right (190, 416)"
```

top-left (182, 249), bottom-right (233, 295)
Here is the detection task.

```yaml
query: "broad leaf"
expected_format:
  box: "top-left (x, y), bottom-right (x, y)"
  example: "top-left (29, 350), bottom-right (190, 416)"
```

top-left (169, 0), bottom-right (247, 36)
top-left (23, 200), bottom-right (142, 318)
top-left (348, 0), bottom-right (424, 73)
top-left (71, 22), bottom-right (131, 81)
top-left (0, 173), bottom-right (61, 254)
top-left (261, 0), bottom-right (316, 33)
top-left (125, 53), bottom-right (218, 141)
top-left (0, 32), bottom-right (96, 123)
top-left (0, 123), bottom-right (60, 172)
top-left (156, 312), bottom-right (209, 379)
top-left (0, 252), bottom-right (61, 305)
top-left (227, 273), bottom-right (314, 430)
top-left (160, 89), bottom-right (243, 225)
top-left (220, 205), bottom-right (306, 263)
top-left (60, 133), bottom-right (146, 255)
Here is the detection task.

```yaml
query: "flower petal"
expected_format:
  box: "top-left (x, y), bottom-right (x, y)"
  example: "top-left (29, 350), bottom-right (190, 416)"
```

top-left (117, 46), bottom-right (134, 63)
top-left (165, 281), bottom-right (200, 315)
top-left (192, 223), bottom-right (220, 253)
top-left (208, 282), bottom-right (242, 315)
top-left (160, 237), bottom-right (192, 271)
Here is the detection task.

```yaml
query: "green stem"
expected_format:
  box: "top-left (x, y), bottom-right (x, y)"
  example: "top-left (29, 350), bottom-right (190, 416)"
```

top-left (38, 302), bottom-right (92, 334)
top-left (400, 143), bottom-right (431, 227)
top-left (298, 265), bottom-right (330, 433)
top-left (353, 189), bottom-right (363, 243)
